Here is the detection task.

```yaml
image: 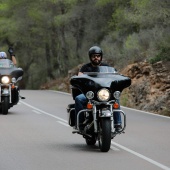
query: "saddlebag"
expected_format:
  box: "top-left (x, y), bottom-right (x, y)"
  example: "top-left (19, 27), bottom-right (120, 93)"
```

top-left (67, 104), bottom-right (75, 127)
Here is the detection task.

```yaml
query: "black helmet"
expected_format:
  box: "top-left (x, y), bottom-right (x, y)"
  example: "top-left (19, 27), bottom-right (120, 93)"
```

top-left (88, 46), bottom-right (103, 66)
top-left (88, 46), bottom-right (103, 58)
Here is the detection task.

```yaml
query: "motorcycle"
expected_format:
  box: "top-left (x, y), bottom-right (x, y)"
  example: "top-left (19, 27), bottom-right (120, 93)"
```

top-left (0, 59), bottom-right (24, 115)
top-left (67, 66), bottom-right (131, 152)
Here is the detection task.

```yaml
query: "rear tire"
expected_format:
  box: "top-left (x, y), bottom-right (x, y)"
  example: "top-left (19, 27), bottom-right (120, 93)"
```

top-left (85, 136), bottom-right (96, 145)
top-left (85, 126), bottom-right (96, 145)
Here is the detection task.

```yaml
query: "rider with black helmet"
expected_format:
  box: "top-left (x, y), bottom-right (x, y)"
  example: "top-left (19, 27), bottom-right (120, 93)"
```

top-left (75, 45), bottom-right (122, 131)
top-left (78, 46), bottom-right (108, 75)
top-left (88, 46), bottom-right (103, 65)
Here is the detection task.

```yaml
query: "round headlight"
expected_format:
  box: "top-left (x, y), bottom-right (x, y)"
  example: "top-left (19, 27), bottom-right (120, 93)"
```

top-left (1, 76), bottom-right (10, 84)
top-left (113, 91), bottom-right (121, 99)
top-left (86, 91), bottom-right (94, 99)
top-left (97, 88), bottom-right (110, 101)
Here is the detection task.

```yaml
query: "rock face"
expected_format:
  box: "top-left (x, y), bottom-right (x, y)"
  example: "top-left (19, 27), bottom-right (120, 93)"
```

top-left (121, 61), bottom-right (170, 115)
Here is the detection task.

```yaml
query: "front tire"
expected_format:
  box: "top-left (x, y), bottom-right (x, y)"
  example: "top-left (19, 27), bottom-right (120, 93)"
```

top-left (98, 118), bottom-right (111, 152)
top-left (2, 97), bottom-right (9, 115)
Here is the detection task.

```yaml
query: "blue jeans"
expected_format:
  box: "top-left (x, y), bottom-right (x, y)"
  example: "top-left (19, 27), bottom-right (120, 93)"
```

top-left (75, 94), bottom-right (122, 126)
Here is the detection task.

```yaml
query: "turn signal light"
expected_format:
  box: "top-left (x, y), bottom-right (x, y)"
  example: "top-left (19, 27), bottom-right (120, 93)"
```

top-left (113, 102), bottom-right (119, 109)
top-left (11, 84), bottom-right (15, 89)
top-left (87, 103), bottom-right (93, 109)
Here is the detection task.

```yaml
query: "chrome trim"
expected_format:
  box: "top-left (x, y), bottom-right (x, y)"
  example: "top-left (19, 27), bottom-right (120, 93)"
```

top-left (99, 109), bottom-right (112, 117)
top-left (93, 105), bottom-right (98, 133)
top-left (77, 109), bottom-right (92, 131)
top-left (113, 109), bottom-right (126, 133)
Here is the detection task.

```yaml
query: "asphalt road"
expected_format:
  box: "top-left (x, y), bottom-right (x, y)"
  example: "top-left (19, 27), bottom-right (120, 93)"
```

top-left (0, 90), bottom-right (170, 170)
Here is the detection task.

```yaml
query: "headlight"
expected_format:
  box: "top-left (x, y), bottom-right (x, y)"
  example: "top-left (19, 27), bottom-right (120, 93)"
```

top-left (97, 88), bottom-right (110, 101)
top-left (1, 76), bottom-right (10, 84)
top-left (86, 91), bottom-right (94, 99)
top-left (113, 91), bottom-right (121, 99)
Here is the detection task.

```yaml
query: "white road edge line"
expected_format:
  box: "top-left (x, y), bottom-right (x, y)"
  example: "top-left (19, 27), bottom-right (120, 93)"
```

top-left (57, 121), bottom-right (69, 127)
top-left (110, 146), bottom-right (120, 151)
top-left (32, 110), bottom-right (42, 114)
top-left (111, 141), bottom-right (170, 170)
top-left (20, 101), bottom-right (67, 123)
top-left (20, 100), bottom-right (170, 170)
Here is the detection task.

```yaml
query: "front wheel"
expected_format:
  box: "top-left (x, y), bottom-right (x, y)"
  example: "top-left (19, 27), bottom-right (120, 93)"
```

top-left (2, 97), bottom-right (9, 115)
top-left (98, 118), bottom-right (111, 152)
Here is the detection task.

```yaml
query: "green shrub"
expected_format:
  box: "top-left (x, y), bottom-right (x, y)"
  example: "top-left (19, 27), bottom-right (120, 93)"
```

top-left (120, 91), bottom-right (131, 107)
top-left (149, 47), bottom-right (170, 64)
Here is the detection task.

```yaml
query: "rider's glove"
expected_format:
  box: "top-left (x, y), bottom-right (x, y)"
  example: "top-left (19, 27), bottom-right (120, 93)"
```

top-left (8, 47), bottom-right (15, 56)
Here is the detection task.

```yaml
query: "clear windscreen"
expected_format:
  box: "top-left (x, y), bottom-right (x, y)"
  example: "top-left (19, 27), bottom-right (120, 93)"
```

top-left (84, 66), bottom-right (118, 75)
top-left (0, 59), bottom-right (14, 68)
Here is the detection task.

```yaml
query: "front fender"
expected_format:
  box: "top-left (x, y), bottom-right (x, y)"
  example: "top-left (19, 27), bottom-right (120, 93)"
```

top-left (2, 88), bottom-right (10, 96)
top-left (99, 109), bottom-right (112, 117)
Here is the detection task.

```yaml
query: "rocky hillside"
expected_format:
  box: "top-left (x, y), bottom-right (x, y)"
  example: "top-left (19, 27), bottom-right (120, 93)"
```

top-left (121, 61), bottom-right (170, 116)
top-left (41, 61), bottom-right (170, 116)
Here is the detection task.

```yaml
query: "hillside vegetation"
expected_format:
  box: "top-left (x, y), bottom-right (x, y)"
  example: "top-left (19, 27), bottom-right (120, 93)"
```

top-left (0, 0), bottom-right (169, 89)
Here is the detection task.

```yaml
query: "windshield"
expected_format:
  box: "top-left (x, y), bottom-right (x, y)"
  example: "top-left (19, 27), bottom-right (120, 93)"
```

top-left (0, 59), bottom-right (15, 68)
top-left (84, 66), bottom-right (118, 75)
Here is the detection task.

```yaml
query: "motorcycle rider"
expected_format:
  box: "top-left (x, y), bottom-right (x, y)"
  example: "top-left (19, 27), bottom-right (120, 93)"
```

top-left (75, 45), bottom-right (122, 132)
top-left (0, 47), bottom-right (17, 65)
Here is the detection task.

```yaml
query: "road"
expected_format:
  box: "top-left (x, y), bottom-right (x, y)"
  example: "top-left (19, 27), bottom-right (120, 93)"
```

top-left (0, 90), bottom-right (170, 170)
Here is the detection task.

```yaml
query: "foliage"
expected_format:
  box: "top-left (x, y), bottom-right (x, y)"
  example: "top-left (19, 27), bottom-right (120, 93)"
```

top-left (0, 0), bottom-right (169, 88)
top-left (149, 47), bottom-right (170, 64)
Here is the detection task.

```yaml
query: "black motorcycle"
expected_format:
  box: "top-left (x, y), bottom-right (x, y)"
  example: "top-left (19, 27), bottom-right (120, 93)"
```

top-left (67, 66), bottom-right (131, 152)
top-left (0, 59), bottom-right (24, 115)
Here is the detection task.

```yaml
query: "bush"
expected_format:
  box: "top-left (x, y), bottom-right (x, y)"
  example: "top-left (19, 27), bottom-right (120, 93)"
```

top-left (149, 47), bottom-right (170, 64)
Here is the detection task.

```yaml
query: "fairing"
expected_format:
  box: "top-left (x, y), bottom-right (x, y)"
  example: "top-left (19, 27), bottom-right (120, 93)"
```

top-left (0, 59), bottom-right (23, 80)
top-left (70, 66), bottom-right (131, 99)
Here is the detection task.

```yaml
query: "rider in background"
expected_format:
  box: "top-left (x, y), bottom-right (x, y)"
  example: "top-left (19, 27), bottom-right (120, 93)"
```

top-left (0, 47), bottom-right (17, 65)
top-left (75, 45), bottom-right (122, 132)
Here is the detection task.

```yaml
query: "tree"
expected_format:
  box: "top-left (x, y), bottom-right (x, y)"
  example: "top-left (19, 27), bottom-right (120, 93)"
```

top-left (0, 0), bottom-right (169, 88)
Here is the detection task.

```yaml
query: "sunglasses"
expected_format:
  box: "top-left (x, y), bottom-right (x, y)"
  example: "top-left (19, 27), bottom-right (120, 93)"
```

top-left (91, 54), bottom-right (101, 59)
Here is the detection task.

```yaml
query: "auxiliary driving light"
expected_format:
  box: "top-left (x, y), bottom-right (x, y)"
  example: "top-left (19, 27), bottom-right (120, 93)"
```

top-left (86, 91), bottom-right (94, 100)
top-left (113, 91), bottom-right (121, 99)
top-left (12, 77), bottom-right (16, 83)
